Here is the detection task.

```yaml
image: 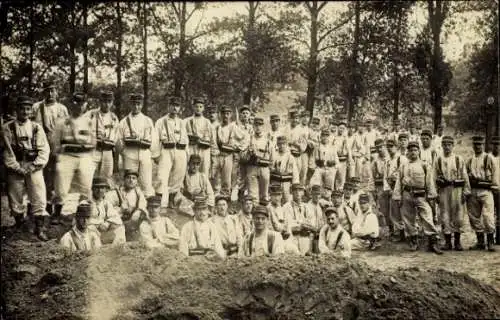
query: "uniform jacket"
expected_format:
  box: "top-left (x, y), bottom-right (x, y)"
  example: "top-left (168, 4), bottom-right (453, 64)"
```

top-left (60, 226), bottom-right (102, 254)
top-left (317, 224), bottom-right (351, 257)
top-left (178, 219), bottom-right (226, 258)
top-left (53, 115), bottom-right (96, 157)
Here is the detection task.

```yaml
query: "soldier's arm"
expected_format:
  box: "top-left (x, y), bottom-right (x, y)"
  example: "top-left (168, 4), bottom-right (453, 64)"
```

top-left (2, 125), bottom-right (22, 172)
top-left (317, 225), bottom-right (330, 254)
top-left (32, 123), bottom-right (50, 168)
top-left (392, 166), bottom-right (403, 201)
top-left (151, 119), bottom-right (163, 159)
top-left (425, 164), bottom-right (437, 198)
top-left (52, 120), bottom-right (64, 155)
top-left (114, 120), bottom-right (125, 154)
top-left (461, 157), bottom-right (472, 195)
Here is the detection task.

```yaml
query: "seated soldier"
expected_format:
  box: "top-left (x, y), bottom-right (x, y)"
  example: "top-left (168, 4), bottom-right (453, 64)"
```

top-left (351, 193), bottom-right (380, 250)
top-left (177, 154), bottom-right (215, 213)
top-left (331, 190), bottom-right (357, 236)
top-left (210, 193), bottom-right (240, 256)
top-left (88, 177), bottom-right (126, 245)
top-left (139, 195), bottom-right (179, 249)
top-left (318, 207), bottom-right (351, 258)
top-left (233, 194), bottom-right (255, 240)
top-left (178, 197), bottom-right (226, 258)
top-left (268, 184), bottom-right (300, 254)
top-left (60, 201), bottom-right (102, 254)
top-left (344, 178), bottom-right (362, 216)
top-left (105, 169), bottom-right (147, 241)
top-left (305, 185), bottom-right (326, 254)
top-left (238, 205), bottom-right (285, 257)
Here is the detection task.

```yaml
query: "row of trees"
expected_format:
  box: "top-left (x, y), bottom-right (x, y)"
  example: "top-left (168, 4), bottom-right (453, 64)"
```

top-left (1, 1), bottom-right (498, 137)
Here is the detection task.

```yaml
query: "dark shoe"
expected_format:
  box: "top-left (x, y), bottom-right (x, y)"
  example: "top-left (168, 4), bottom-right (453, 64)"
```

top-left (35, 216), bottom-right (49, 242)
top-left (470, 232), bottom-right (485, 250)
top-left (398, 230), bottom-right (406, 243)
top-left (13, 214), bottom-right (25, 229)
top-left (428, 235), bottom-right (443, 255)
top-left (441, 234), bottom-right (453, 251)
top-left (496, 227), bottom-right (500, 245)
top-left (46, 203), bottom-right (53, 215)
top-left (486, 233), bottom-right (496, 252)
top-left (453, 232), bottom-right (463, 251)
top-left (408, 236), bottom-right (418, 251)
top-left (51, 204), bottom-right (63, 225)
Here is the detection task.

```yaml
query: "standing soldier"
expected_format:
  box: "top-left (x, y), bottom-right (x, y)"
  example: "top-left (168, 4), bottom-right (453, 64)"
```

top-left (363, 119), bottom-right (379, 154)
top-left (333, 119), bottom-right (351, 191)
top-left (398, 132), bottom-right (409, 156)
top-left (392, 141), bottom-right (442, 254)
top-left (408, 121), bottom-right (420, 143)
top-left (350, 121), bottom-right (366, 179)
top-left (491, 136), bottom-right (500, 244)
top-left (88, 91), bottom-right (119, 185)
top-left (328, 118), bottom-right (338, 137)
top-left (52, 93), bottom-right (96, 224)
top-left (234, 106), bottom-right (253, 198)
top-left (372, 139), bottom-right (390, 235)
top-left (434, 136), bottom-right (470, 251)
top-left (116, 93), bottom-right (157, 198)
top-left (3, 96), bottom-right (50, 240)
top-left (420, 129), bottom-right (437, 166)
top-left (152, 96), bottom-right (188, 208)
top-left (185, 97), bottom-right (216, 175)
top-left (244, 117), bottom-right (272, 204)
top-left (267, 114), bottom-right (282, 151)
top-left (270, 135), bottom-right (299, 204)
top-left (432, 125), bottom-right (444, 156)
top-left (281, 110), bottom-right (308, 186)
top-left (466, 136), bottom-right (497, 251)
top-left (32, 80), bottom-right (69, 216)
top-left (206, 105), bottom-right (220, 188)
top-left (309, 128), bottom-right (339, 190)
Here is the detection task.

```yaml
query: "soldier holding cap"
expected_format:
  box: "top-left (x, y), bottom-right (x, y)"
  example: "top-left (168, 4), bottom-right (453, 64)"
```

top-left (309, 128), bottom-right (339, 190)
top-left (270, 135), bottom-right (299, 204)
top-left (433, 135), bottom-right (470, 251)
top-left (139, 195), bottom-right (179, 249)
top-left (152, 96), bottom-right (189, 208)
top-left (185, 96), bottom-right (217, 175)
top-left (180, 154), bottom-right (215, 208)
top-left (318, 207), bottom-right (351, 257)
top-left (238, 205), bottom-right (285, 257)
top-left (3, 96), bottom-right (51, 240)
top-left (52, 92), bottom-right (96, 224)
top-left (60, 201), bottom-right (102, 254)
top-left (281, 110), bottom-right (308, 186)
top-left (179, 196), bottom-right (226, 258)
top-left (233, 194), bottom-right (255, 240)
top-left (491, 136), bottom-right (500, 244)
top-left (88, 90), bottom-right (119, 184)
top-left (420, 129), bottom-right (437, 166)
top-left (32, 81), bottom-right (69, 215)
top-left (210, 193), bottom-right (240, 256)
top-left (466, 135), bottom-right (497, 251)
top-left (116, 93), bottom-right (157, 198)
top-left (88, 176), bottom-right (126, 244)
top-left (351, 193), bottom-right (380, 250)
top-left (393, 141), bottom-right (442, 254)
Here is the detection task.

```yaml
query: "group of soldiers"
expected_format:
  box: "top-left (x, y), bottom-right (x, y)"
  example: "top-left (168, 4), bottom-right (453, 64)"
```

top-left (1, 81), bottom-right (499, 259)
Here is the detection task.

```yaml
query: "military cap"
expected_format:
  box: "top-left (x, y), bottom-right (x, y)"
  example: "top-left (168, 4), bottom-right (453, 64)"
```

top-left (169, 96), bottom-right (181, 106)
top-left (323, 185), bottom-right (333, 191)
top-left (386, 139), bottom-right (396, 147)
top-left (124, 169), bottom-right (139, 178)
top-left (324, 206), bottom-right (338, 216)
top-left (370, 147), bottom-right (377, 154)
top-left (331, 190), bottom-right (344, 197)
top-left (472, 136), bottom-right (485, 144)
top-left (310, 185), bottom-right (322, 194)
top-left (349, 177), bottom-right (361, 185)
top-left (17, 96), bottom-right (34, 106)
top-left (146, 195), bottom-right (162, 208)
top-left (189, 154), bottom-right (202, 164)
top-left (75, 201), bottom-right (92, 218)
top-left (289, 110), bottom-right (299, 118)
top-left (192, 96), bottom-right (205, 105)
top-left (270, 114), bottom-right (280, 122)
top-left (441, 136), bottom-right (454, 144)
top-left (269, 184), bottom-right (283, 194)
top-left (321, 128), bottom-right (330, 136)
top-left (239, 105), bottom-right (251, 113)
top-left (241, 194), bottom-right (254, 202)
top-left (259, 199), bottom-right (270, 206)
top-left (398, 132), bottom-right (409, 140)
top-left (421, 129), bottom-right (433, 137)
top-left (206, 106), bottom-right (217, 113)
top-left (291, 183), bottom-right (305, 191)
top-left (193, 197), bottom-right (208, 210)
top-left (491, 136), bottom-right (500, 145)
top-left (252, 205), bottom-right (269, 217)
top-left (43, 80), bottom-right (56, 90)
top-left (253, 117), bottom-right (264, 125)
top-left (220, 105), bottom-right (232, 113)
top-left (358, 193), bottom-right (370, 204)
top-left (92, 176), bottom-right (109, 188)
top-left (407, 141), bottom-right (420, 149)
top-left (129, 93), bottom-right (143, 101)
top-left (100, 90), bottom-right (114, 101)
top-left (72, 92), bottom-right (87, 104)
top-left (312, 117), bottom-right (320, 124)
top-left (215, 193), bottom-right (230, 203)
top-left (276, 135), bottom-right (287, 143)
top-left (374, 139), bottom-right (384, 148)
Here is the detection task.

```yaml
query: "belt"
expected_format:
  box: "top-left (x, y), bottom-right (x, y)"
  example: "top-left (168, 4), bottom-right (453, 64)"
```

top-left (162, 142), bottom-right (186, 150)
top-left (374, 179), bottom-right (384, 187)
top-left (96, 140), bottom-right (115, 151)
top-left (270, 172), bottom-right (293, 182)
top-left (292, 230), bottom-right (311, 237)
top-left (188, 248), bottom-right (210, 256)
top-left (338, 156), bottom-right (347, 162)
top-left (290, 150), bottom-right (302, 158)
top-left (13, 149), bottom-right (38, 162)
top-left (402, 186), bottom-right (426, 197)
top-left (63, 145), bottom-right (94, 153)
top-left (124, 139), bottom-right (151, 149)
top-left (437, 179), bottom-right (465, 188)
top-left (470, 180), bottom-right (492, 190)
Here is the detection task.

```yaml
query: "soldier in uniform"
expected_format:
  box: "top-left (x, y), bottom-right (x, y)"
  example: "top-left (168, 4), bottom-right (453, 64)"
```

top-left (152, 96), bottom-right (188, 208)
top-left (305, 185), bottom-right (326, 253)
top-left (331, 190), bottom-right (356, 236)
top-left (408, 121), bottom-right (420, 143)
top-left (432, 125), bottom-right (444, 156)
top-left (210, 193), bottom-right (240, 256)
top-left (387, 119), bottom-right (402, 144)
top-left (420, 129), bottom-right (437, 166)
top-left (344, 177), bottom-right (362, 216)
top-left (185, 96), bottom-right (216, 175)
top-left (3, 96), bottom-right (50, 240)
top-left (206, 105), bottom-right (219, 128)
top-left (139, 195), bottom-right (179, 249)
top-left (234, 105), bottom-right (253, 196)
top-left (318, 207), bottom-right (352, 257)
top-left (398, 132), bottom-right (409, 156)
top-left (351, 193), bottom-right (380, 250)
top-left (206, 106), bottom-right (220, 189)
top-left (234, 195), bottom-right (255, 240)
top-left (88, 91), bottom-right (119, 185)
top-left (350, 121), bottom-right (366, 179)
top-left (60, 201), bottom-right (101, 254)
top-left (372, 139), bottom-right (391, 235)
top-left (282, 110), bottom-right (308, 186)
top-left (309, 128), bottom-right (339, 190)
top-left (363, 119), bottom-right (379, 154)
top-left (491, 136), bottom-right (500, 244)
top-left (244, 117), bottom-right (273, 204)
top-left (434, 136), bottom-right (470, 251)
top-left (180, 154), bottom-right (215, 208)
top-left (116, 93), bottom-right (157, 197)
top-left (52, 93), bottom-right (96, 224)
top-left (333, 119), bottom-right (351, 191)
top-left (283, 183), bottom-right (313, 255)
top-left (393, 141), bottom-right (442, 254)
top-left (267, 114), bottom-right (282, 150)
top-left (466, 136), bottom-right (497, 251)
top-left (270, 135), bottom-right (299, 204)
top-left (32, 81), bottom-right (69, 216)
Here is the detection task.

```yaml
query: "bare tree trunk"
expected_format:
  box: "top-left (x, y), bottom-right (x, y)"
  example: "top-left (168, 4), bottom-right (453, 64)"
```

top-left (142, 2), bottom-right (148, 113)
top-left (243, 1), bottom-right (258, 106)
top-left (174, 3), bottom-right (187, 98)
top-left (28, 4), bottom-right (35, 94)
top-left (115, 2), bottom-right (123, 117)
top-left (392, 9), bottom-right (402, 122)
top-left (348, 1), bottom-right (361, 123)
top-left (306, 1), bottom-right (319, 120)
top-left (69, 9), bottom-right (77, 94)
top-left (83, 3), bottom-right (89, 94)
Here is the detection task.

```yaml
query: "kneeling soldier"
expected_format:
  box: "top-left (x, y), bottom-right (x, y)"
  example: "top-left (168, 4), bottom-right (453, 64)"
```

top-left (238, 205), bottom-right (285, 257)
top-left (139, 195), bottom-right (179, 249)
top-left (60, 201), bottom-right (101, 254)
top-left (210, 193), bottom-right (240, 256)
top-left (351, 193), bottom-right (380, 250)
top-left (318, 207), bottom-right (351, 257)
top-left (3, 96), bottom-right (50, 240)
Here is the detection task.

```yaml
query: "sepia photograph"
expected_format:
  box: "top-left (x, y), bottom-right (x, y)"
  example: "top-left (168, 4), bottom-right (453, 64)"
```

top-left (0, 1), bottom-right (499, 319)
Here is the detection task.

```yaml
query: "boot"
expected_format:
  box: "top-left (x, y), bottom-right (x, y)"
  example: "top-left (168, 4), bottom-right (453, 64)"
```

top-left (397, 229), bottom-right (406, 243)
top-left (486, 233), bottom-right (496, 252)
top-left (408, 236), bottom-right (418, 251)
top-left (51, 204), bottom-right (63, 225)
top-left (13, 214), bottom-right (25, 229)
top-left (470, 232), bottom-right (485, 250)
top-left (453, 232), bottom-right (463, 251)
top-left (496, 227), bottom-right (500, 245)
top-left (46, 203), bottom-right (53, 215)
top-left (441, 234), bottom-right (452, 251)
top-left (35, 216), bottom-right (49, 241)
top-left (428, 235), bottom-right (443, 255)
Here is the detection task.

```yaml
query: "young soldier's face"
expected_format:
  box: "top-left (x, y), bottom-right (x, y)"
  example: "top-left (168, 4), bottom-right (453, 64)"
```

top-left (387, 144), bottom-right (396, 155)
top-left (131, 101), bottom-right (142, 114)
top-left (473, 143), bottom-right (483, 154)
top-left (492, 144), bottom-right (499, 155)
top-left (92, 186), bottom-right (107, 200)
top-left (254, 123), bottom-right (263, 135)
top-left (209, 111), bottom-right (217, 122)
top-left (399, 138), bottom-right (408, 149)
top-left (301, 116), bottom-right (309, 126)
top-left (17, 104), bottom-right (33, 122)
top-left (311, 192), bottom-right (320, 202)
top-left (44, 87), bottom-right (57, 103)
top-left (332, 195), bottom-right (343, 207)
top-left (292, 190), bottom-right (303, 202)
top-left (170, 103), bottom-right (181, 115)
top-left (195, 208), bottom-right (209, 222)
top-left (193, 103), bottom-right (204, 115)
top-left (421, 135), bottom-right (431, 148)
top-left (242, 200), bottom-right (253, 214)
top-left (320, 134), bottom-right (329, 144)
top-left (188, 161), bottom-right (201, 174)
top-left (437, 127), bottom-right (443, 136)
top-left (124, 175), bottom-right (138, 189)
top-left (75, 216), bottom-right (88, 231)
top-left (216, 200), bottom-right (228, 216)
top-left (291, 115), bottom-right (300, 126)
top-left (270, 193), bottom-right (282, 205)
top-left (360, 202), bottom-right (370, 212)
top-left (344, 188), bottom-right (353, 198)
top-left (101, 99), bottom-right (113, 112)
top-left (442, 142), bottom-right (453, 155)
top-left (338, 125), bottom-right (346, 135)
top-left (327, 213), bottom-right (339, 229)
top-left (407, 147), bottom-right (419, 160)
top-left (222, 111), bottom-right (231, 123)
top-left (252, 213), bottom-right (267, 231)
top-left (148, 206), bottom-right (161, 218)
top-left (241, 110), bottom-right (250, 122)
top-left (277, 141), bottom-right (286, 152)
top-left (323, 189), bottom-right (332, 200)
top-left (270, 119), bottom-right (280, 131)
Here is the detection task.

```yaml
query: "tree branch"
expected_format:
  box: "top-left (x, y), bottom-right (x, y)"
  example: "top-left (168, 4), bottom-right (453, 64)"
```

top-left (318, 12), bottom-right (355, 45)
top-left (186, 5), bottom-right (199, 23)
top-left (171, 2), bottom-right (180, 20)
top-left (318, 42), bottom-right (353, 53)
top-left (305, 1), bottom-right (313, 12)
top-left (318, 1), bottom-right (328, 12)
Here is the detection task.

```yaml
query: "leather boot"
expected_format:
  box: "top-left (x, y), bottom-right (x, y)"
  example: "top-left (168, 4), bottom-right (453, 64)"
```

top-left (453, 232), bottom-right (463, 251)
top-left (470, 232), bottom-right (485, 250)
top-left (486, 233), bottom-right (496, 252)
top-left (35, 216), bottom-right (49, 241)
top-left (428, 235), bottom-right (443, 255)
top-left (441, 234), bottom-right (452, 251)
top-left (13, 214), bottom-right (24, 229)
top-left (496, 227), bottom-right (500, 245)
top-left (46, 203), bottom-right (53, 215)
top-left (398, 229), bottom-right (406, 243)
top-left (51, 204), bottom-right (63, 225)
top-left (408, 236), bottom-right (418, 251)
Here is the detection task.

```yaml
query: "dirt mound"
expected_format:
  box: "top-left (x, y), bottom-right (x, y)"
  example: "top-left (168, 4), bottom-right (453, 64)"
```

top-left (2, 241), bottom-right (500, 320)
